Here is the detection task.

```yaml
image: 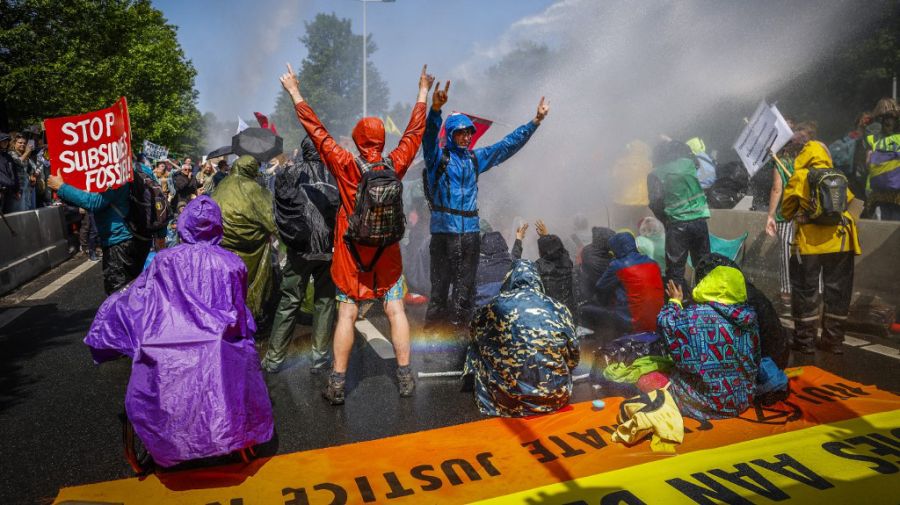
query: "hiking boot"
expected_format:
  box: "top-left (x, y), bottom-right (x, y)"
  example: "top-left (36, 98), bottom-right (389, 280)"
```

top-left (322, 373), bottom-right (345, 405)
top-left (88, 250), bottom-right (100, 262)
top-left (816, 341), bottom-right (844, 355)
top-left (397, 367), bottom-right (416, 397)
top-left (791, 341), bottom-right (815, 355)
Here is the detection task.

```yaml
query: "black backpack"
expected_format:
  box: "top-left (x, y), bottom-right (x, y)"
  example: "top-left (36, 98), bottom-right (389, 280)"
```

top-left (112, 167), bottom-right (170, 240)
top-left (274, 163), bottom-right (339, 255)
top-left (807, 168), bottom-right (848, 225)
top-left (423, 147), bottom-right (480, 217)
top-left (344, 156), bottom-right (405, 272)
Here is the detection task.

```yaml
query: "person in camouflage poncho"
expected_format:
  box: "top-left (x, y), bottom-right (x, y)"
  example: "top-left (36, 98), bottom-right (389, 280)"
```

top-left (212, 155), bottom-right (277, 323)
top-left (464, 260), bottom-right (580, 417)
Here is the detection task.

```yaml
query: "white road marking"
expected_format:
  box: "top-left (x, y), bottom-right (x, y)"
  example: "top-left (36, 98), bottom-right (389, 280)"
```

top-left (355, 318), bottom-right (395, 359)
top-left (842, 335), bottom-right (870, 347)
top-left (0, 307), bottom-right (29, 332)
top-left (28, 260), bottom-right (98, 301)
top-left (860, 344), bottom-right (900, 360)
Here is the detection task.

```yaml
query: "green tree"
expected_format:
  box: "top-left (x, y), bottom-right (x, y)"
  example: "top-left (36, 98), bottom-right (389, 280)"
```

top-left (272, 12), bottom-right (390, 152)
top-left (0, 0), bottom-right (202, 155)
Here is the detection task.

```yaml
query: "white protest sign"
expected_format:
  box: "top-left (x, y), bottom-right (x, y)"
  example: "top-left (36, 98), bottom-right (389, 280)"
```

top-left (142, 140), bottom-right (169, 161)
top-left (733, 100), bottom-right (794, 177)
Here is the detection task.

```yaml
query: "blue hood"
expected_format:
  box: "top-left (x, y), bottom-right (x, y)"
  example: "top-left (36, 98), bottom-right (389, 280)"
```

top-left (444, 113), bottom-right (476, 149)
top-left (609, 232), bottom-right (638, 258)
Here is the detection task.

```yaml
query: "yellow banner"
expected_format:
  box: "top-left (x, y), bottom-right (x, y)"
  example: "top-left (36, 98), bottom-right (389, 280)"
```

top-left (54, 367), bottom-right (900, 505)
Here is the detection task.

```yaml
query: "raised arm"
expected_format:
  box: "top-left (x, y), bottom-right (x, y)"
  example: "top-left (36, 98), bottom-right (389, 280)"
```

top-left (48, 170), bottom-right (113, 212)
top-left (388, 65), bottom-right (434, 178)
top-left (423, 80), bottom-right (450, 169)
top-left (473, 97), bottom-right (549, 173)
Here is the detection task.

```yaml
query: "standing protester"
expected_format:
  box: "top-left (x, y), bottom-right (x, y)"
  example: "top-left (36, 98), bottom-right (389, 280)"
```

top-left (262, 136), bottom-right (340, 374)
top-left (171, 161), bottom-right (199, 209)
top-left (0, 133), bottom-right (19, 214)
top-left (10, 134), bottom-right (37, 211)
top-left (423, 81), bottom-right (549, 330)
top-left (47, 171), bottom-right (150, 294)
top-left (859, 98), bottom-right (900, 221)
top-left (280, 63), bottom-right (432, 404)
top-left (212, 155), bottom-right (277, 326)
top-left (781, 140), bottom-right (861, 354)
top-left (647, 140), bottom-right (711, 294)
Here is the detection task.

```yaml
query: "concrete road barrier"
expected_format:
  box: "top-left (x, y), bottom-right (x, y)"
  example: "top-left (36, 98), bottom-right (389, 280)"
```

top-left (0, 206), bottom-right (72, 296)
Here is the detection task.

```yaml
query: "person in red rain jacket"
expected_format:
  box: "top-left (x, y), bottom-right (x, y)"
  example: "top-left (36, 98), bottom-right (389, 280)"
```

top-left (281, 63), bottom-right (434, 404)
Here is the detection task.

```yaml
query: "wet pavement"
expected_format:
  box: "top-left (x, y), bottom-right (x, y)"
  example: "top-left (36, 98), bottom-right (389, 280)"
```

top-left (1, 256), bottom-right (898, 505)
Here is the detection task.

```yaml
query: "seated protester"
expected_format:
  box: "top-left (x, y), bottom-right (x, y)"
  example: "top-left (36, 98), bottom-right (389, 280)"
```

top-left (212, 155), bottom-right (278, 325)
top-left (578, 226), bottom-right (616, 303)
top-left (635, 216), bottom-right (666, 270)
top-left (657, 263), bottom-right (760, 420)
top-left (84, 196), bottom-right (274, 467)
top-left (474, 230), bottom-right (514, 308)
top-left (512, 220), bottom-right (576, 316)
top-left (587, 232), bottom-right (664, 334)
top-left (693, 253), bottom-right (789, 369)
top-left (464, 260), bottom-right (579, 417)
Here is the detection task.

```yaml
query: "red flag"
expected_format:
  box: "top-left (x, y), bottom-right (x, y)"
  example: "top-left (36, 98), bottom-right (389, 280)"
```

top-left (254, 112), bottom-right (278, 135)
top-left (438, 111), bottom-right (493, 150)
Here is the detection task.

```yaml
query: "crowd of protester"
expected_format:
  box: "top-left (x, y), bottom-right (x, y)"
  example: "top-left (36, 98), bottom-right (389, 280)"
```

top-left (3, 63), bottom-right (898, 466)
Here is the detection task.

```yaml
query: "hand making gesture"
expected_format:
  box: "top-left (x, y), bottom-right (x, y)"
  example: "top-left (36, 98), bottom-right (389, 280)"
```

top-left (666, 279), bottom-right (684, 305)
top-left (418, 65), bottom-right (435, 103)
top-left (533, 96), bottom-right (550, 125)
top-left (432, 80), bottom-right (450, 112)
top-left (535, 219), bottom-right (549, 237)
top-left (280, 63), bottom-right (303, 105)
top-left (515, 222), bottom-right (529, 241)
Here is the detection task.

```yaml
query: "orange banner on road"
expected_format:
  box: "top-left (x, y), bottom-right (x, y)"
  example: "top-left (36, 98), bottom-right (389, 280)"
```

top-left (55, 367), bottom-right (900, 504)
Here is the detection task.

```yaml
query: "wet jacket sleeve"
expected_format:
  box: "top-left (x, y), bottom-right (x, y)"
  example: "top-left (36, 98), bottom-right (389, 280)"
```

top-left (647, 173), bottom-right (666, 222)
top-left (293, 102), bottom-right (355, 184)
top-left (423, 108), bottom-right (444, 170)
top-left (512, 239), bottom-right (523, 259)
top-left (594, 264), bottom-right (619, 303)
top-left (58, 183), bottom-right (112, 212)
top-left (473, 121), bottom-right (538, 174)
top-left (388, 102), bottom-right (427, 179)
top-left (656, 300), bottom-right (681, 342)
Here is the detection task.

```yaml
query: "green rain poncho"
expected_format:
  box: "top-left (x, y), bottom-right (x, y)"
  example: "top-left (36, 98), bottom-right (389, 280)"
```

top-left (212, 155), bottom-right (276, 321)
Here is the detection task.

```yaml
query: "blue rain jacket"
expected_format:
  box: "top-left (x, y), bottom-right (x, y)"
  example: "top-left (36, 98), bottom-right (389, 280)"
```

top-left (423, 109), bottom-right (538, 234)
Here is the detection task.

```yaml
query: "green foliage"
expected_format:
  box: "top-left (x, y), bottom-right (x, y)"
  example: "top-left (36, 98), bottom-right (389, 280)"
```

top-left (272, 12), bottom-right (390, 152)
top-left (0, 0), bottom-right (202, 155)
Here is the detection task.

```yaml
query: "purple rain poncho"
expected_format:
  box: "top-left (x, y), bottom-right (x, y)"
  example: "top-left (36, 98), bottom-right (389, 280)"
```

top-left (85, 196), bottom-right (274, 467)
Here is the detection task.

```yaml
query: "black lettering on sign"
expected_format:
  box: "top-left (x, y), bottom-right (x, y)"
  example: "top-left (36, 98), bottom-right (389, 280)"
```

top-left (205, 500), bottom-right (244, 505)
top-left (568, 429), bottom-right (609, 450)
top-left (847, 434), bottom-right (900, 461)
top-left (822, 441), bottom-right (898, 475)
top-left (750, 453), bottom-right (833, 490)
top-left (667, 473), bottom-right (755, 505)
top-left (549, 435), bottom-right (587, 458)
top-left (410, 464), bottom-right (443, 491)
top-left (383, 471), bottom-right (415, 499)
top-left (802, 386), bottom-right (846, 403)
top-left (869, 433), bottom-right (900, 449)
top-left (740, 402), bottom-right (803, 425)
top-left (599, 489), bottom-right (648, 504)
top-left (354, 476), bottom-right (377, 503)
top-left (282, 487), bottom-right (310, 505)
top-left (476, 452), bottom-right (502, 476)
top-left (792, 394), bottom-right (822, 405)
top-left (441, 458), bottom-right (483, 485)
top-left (824, 383), bottom-right (869, 397)
top-left (312, 482), bottom-right (348, 505)
top-left (522, 439), bottom-right (558, 463)
top-left (708, 463), bottom-right (789, 501)
top-left (599, 425), bottom-right (617, 435)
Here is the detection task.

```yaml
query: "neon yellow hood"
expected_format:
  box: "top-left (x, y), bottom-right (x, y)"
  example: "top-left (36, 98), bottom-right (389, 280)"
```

top-left (692, 266), bottom-right (747, 305)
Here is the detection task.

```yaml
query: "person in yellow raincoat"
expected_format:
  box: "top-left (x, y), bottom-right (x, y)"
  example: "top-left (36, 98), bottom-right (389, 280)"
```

top-left (781, 140), bottom-right (861, 354)
top-left (212, 155), bottom-right (277, 325)
top-left (611, 141), bottom-right (651, 206)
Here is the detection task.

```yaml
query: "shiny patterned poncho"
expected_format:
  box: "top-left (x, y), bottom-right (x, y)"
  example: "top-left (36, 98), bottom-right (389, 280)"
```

top-left (465, 260), bottom-right (580, 417)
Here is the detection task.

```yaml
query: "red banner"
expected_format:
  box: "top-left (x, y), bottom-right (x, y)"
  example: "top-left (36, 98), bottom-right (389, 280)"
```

top-left (439, 111), bottom-right (493, 150)
top-left (44, 97), bottom-right (133, 193)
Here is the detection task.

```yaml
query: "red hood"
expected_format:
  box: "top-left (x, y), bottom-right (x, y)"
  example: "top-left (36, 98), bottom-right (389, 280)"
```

top-left (352, 117), bottom-right (386, 163)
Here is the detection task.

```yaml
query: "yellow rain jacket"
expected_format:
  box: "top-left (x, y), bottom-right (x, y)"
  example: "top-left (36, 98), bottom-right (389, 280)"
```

top-left (781, 142), bottom-right (861, 256)
top-left (612, 141), bottom-right (651, 206)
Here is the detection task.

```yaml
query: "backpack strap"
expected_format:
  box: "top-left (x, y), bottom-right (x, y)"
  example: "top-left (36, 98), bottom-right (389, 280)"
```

top-left (422, 148), bottom-right (479, 218)
top-left (346, 241), bottom-right (387, 273)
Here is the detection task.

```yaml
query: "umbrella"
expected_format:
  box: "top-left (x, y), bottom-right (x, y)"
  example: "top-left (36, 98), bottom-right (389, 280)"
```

top-left (231, 127), bottom-right (283, 163)
top-left (207, 145), bottom-right (232, 159)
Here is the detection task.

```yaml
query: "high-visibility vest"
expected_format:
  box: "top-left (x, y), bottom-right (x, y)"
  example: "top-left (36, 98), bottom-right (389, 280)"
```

top-left (865, 133), bottom-right (900, 194)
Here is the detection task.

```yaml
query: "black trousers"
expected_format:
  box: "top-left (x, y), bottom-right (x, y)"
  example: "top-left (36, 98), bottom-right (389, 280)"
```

top-left (665, 218), bottom-right (710, 291)
top-left (789, 252), bottom-right (854, 346)
top-left (426, 232), bottom-right (480, 327)
top-left (102, 238), bottom-right (150, 295)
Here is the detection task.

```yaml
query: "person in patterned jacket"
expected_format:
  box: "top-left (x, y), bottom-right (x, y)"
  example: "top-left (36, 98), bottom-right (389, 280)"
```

top-left (657, 260), bottom-right (760, 420)
top-left (464, 260), bottom-right (580, 417)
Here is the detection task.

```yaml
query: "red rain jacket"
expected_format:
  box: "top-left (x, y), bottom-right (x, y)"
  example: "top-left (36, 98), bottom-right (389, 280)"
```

top-left (293, 102), bottom-right (426, 300)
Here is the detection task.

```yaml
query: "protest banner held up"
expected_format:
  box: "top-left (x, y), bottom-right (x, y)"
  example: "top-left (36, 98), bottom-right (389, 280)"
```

top-left (44, 97), bottom-right (133, 193)
top-left (733, 100), bottom-right (793, 177)
top-left (142, 139), bottom-right (169, 162)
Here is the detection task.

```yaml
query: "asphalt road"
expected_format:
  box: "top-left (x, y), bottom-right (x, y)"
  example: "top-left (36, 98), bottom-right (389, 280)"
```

top-left (1, 256), bottom-right (898, 504)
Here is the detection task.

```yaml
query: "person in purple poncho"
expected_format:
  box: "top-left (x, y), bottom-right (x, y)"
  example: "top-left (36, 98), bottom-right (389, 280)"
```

top-left (85, 195), bottom-right (274, 468)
